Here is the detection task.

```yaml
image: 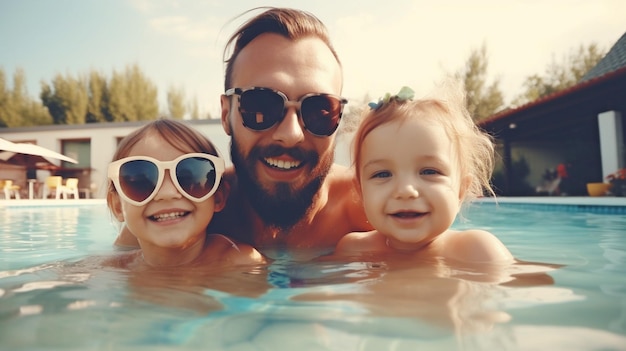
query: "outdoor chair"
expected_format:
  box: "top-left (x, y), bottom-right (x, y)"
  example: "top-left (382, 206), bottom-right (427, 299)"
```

top-left (42, 176), bottom-right (63, 199)
top-left (1, 180), bottom-right (21, 199)
top-left (61, 178), bottom-right (80, 199)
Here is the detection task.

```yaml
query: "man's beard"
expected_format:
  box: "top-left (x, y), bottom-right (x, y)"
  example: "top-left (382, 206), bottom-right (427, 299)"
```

top-left (230, 138), bottom-right (333, 231)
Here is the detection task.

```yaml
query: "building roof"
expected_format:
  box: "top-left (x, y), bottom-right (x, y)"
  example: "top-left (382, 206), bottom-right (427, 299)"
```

top-left (479, 31), bottom-right (626, 141)
top-left (479, 65), bottom-right (626, 126)
top-left (581, 32), bottom-right (626, 82)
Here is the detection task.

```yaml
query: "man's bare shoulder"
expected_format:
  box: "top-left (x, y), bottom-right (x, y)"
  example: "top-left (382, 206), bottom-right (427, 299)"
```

top-left (326, 164), bottom-right (359, 200)
top-left (325, 164), bottom-right (372, 232)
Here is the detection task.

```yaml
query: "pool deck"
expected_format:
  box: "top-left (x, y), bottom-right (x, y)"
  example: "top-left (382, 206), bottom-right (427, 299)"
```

top-left (0, 198), bottom-right (106, 207)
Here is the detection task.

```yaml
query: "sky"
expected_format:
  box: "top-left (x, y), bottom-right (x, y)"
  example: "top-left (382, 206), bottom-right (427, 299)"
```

top-left (0, 0), bottom-right (624, 119)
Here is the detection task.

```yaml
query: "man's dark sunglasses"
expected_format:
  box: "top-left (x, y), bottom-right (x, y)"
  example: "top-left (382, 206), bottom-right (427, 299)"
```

top-left (225, 87), bottom-right (348, 137)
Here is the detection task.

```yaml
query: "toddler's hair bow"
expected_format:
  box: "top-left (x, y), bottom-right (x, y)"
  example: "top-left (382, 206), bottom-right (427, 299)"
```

top-left (368, 86), bottom-right (415, 110)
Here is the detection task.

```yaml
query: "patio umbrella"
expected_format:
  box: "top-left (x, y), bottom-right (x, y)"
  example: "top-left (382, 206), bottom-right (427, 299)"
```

top-left (0, 153), bottom-right (62, 171)
top-left (0, 138), bottom-right (78, 169)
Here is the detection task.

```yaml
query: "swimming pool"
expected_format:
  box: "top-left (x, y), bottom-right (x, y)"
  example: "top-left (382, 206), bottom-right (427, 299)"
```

top-left (1, 200), bottom-right (625, 350)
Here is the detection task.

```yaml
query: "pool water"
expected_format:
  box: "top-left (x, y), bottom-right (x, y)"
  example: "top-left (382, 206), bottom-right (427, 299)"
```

top-left (0, 202), bottom-right (625, 350)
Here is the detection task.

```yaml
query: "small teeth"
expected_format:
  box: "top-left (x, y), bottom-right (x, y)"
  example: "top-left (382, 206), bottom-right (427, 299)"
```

top-left (265, 158), bottom-right (300, 169)
top-left (151, 212), bottom-right (186, 221)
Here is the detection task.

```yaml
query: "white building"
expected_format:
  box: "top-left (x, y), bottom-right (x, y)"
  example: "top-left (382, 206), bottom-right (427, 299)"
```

top-left (1, 119), bottom-right (227, 199)
top-left (1, 119), bottom-right (352, 199)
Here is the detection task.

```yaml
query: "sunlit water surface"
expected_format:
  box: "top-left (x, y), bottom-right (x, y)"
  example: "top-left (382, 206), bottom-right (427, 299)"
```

top-left (0, 202), bottom-right (625, 351)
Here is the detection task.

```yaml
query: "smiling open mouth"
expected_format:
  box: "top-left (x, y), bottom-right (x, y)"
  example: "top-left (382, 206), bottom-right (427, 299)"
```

top-left (149, 211), bottom-right (189, 222)
top-left (264, 157), bottom-right (302, 170)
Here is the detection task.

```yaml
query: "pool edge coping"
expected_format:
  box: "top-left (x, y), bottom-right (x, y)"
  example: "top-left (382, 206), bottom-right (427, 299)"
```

top-left (475, 196), bottom-right (626, 207)
top-left (2, 196), bottom-right (625, 209)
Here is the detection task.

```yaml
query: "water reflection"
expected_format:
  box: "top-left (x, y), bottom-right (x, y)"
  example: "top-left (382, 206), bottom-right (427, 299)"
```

top-left (0, 206), bottom-right (116, 271)
top-left (0, 203), bottom-right (624, 349)
top-left (288, 255), bottom-right (563, 338)
top-left (1, 207), bottom-right (77, 246)
top-left (124, 263), bottom-right (271, 313)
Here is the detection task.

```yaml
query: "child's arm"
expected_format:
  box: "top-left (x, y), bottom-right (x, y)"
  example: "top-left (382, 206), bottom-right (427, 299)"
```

top-left (442, 229), bottom-right (514, 263)
top-left (208, 234), bottom-right (266, 266)
top-left (333, 230), bottom-right (385, 257)
top-left (228, 243), bottom-right (266, 266)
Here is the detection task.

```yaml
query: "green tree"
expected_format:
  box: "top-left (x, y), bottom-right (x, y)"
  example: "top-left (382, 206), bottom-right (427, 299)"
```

top-left (19, 97), bottom-right (52, 127)
top-left (86, 70), bottom-right (108, 123)
top-left (0, 67), bottom-right (52, 127)
top-left (0, 68), bottom-right (17, 127)
top-left (126, 64), bottom-right (159, 121)
top-left (4, 63), bottom-right (179, 126)
top-left (106, 70), bottom-right (131, 122)
top-left (512, 43), bottom-right (606, 106)
top-left (189, 97), bottom-right (200, 120)
top-left (455, 43), bottom-right (504, 121)
top-left (167, 85), bottom-right (186, 119)
top-left (105, 64), bottom-right (159, 122)
top-left (40, 73), bottom-right (88, 124)
top-left (10, 68), bottom-right (27, 126)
